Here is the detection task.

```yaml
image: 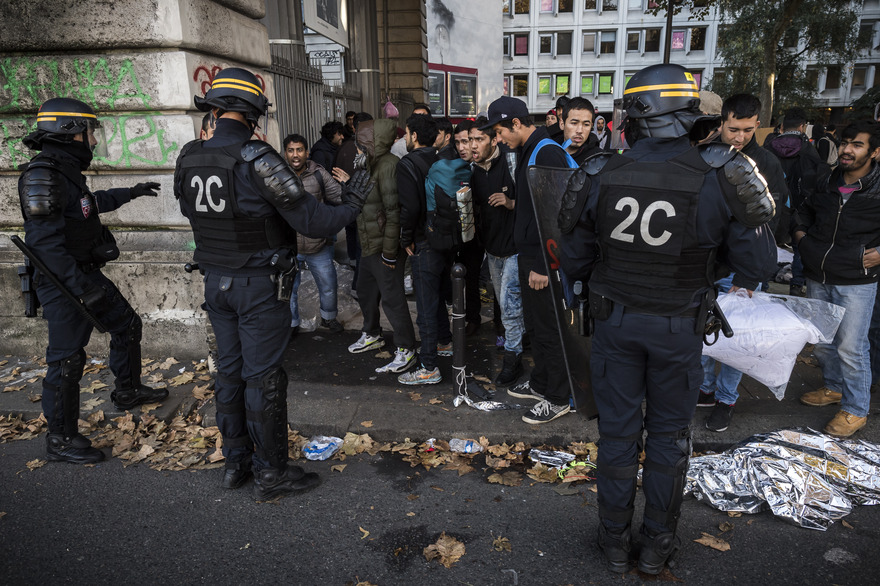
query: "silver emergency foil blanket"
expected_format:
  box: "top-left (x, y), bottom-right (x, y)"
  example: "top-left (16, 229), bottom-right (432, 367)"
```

top-left (452, 368), bottom-right (523, 411)
top-left (686, 428), bottom-right (880, 531)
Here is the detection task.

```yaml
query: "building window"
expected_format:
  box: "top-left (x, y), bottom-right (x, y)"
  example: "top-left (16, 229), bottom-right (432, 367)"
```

top-left (690, 27), bottom-right (706, 51)
top-left (825, 66), bottom-right (841, 90)
top-left (600, 31), bottom-right (617, 54)
top-left (503, 35), bottom-right (510, 57)
top-left (584, 0), bottom-right (598, 11)
top-left (782, 28), bottom-right (798, 49)
top-left (581, 74), bottom-right (595, 95)
top-left (628, 0), bottom-right (643, 10)
top-left (514, 33), bottom-right (529, 56)
top-left (514, 74), bottom-right (528, 96)
top-left (687, 70), bottom-right (702, 89)
top-left (599, 72), bottom-right (614, 94)
top-left (583, 32), bottom-right (597, 53)
top-left (853, 65), bottom-right (868, 88)
top-left (603, 0), bottom-right (619, 11)
top-left (502, 0), bottom-right (530, 15)
top-left (805, 67), bottom-right (820, 91)
top-left (539, 31), bottom-right (573, 56)
top-left (644, 28), bottom-right (661, 52)
top-left (538, 73), bottom-right (571, 96)
top-left (627, 31), bottom-right (641, 52)
top-left (671, 30), bottom-right (686, 51)
top-left (540, 0), bottom-right (573, 13)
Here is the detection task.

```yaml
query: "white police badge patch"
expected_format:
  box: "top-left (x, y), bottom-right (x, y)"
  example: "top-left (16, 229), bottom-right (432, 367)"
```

top-left (80, 196), bottom-right (91, 218)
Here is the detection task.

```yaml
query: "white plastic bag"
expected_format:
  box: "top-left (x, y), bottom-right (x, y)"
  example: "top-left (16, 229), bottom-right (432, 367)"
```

top-left (456, 185), bottom-right (475, 244)
top-left (702, 291), bottom-right (845, 399)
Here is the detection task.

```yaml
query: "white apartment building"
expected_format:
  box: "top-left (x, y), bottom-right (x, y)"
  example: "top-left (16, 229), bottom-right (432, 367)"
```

top-left (503, 0), bottom-right (880, 121)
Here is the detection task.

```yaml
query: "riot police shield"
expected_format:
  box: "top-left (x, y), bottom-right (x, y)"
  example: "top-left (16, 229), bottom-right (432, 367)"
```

top-left (527, 166), bottom-right (597, 418)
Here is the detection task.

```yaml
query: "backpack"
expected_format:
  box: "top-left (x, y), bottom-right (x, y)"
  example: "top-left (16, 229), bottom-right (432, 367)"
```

top-left (819, 136), bottom-right (838, 167)
top-left (424, 158), bottom-right (473, 252)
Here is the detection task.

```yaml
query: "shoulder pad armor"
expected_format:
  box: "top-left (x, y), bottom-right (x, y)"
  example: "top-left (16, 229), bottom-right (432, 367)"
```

top-left (241, 140), bottom-right (307, 210)
top-left (558, 166), bottom-right (592, 234)
top-left (721, 151), bottom-right (776, 227)
top-left (698, 143), bottom-right (738, 168)
top-left (20, 160), bottom-right (67, 219)
top-left (581, 151), bottom-right (616, 176)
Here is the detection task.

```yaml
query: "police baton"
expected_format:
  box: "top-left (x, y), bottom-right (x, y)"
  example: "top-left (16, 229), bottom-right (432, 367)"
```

top-left (9, 235), bottom-right (108, 333)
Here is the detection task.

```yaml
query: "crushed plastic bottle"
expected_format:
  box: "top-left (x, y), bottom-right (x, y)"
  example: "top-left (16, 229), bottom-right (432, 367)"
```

top-left (303, 435), bottom-right (343, 461)
top-left (529, 448), bottom-right (576, 468)
top-left (425, 438), bottom-right (437, 452)
top-left (449, 438), bottom-right (484, 453)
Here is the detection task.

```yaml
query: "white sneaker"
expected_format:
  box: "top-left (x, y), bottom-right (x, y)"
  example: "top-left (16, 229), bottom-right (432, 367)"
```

top-left (348, 332), bottom-right (386, 354)
top-left (376, 348), bottom-right (416, 373)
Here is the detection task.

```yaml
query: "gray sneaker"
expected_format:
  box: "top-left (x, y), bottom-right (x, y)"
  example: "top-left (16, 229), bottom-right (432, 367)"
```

top-left (507, 381), bottom-right (544, 400)
top-left (522, 399), bottom-right (570, 424)
top-left (348, 332), bottom-right (385, 354)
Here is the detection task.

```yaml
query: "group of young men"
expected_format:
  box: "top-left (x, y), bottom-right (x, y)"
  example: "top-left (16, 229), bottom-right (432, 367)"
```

top-left (18, 60), bottom-right (880, 575)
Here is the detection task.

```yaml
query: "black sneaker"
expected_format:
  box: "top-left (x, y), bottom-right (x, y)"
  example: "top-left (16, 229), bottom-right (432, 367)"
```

top-left (495, 351), bottom-right (523, 386)
top-left (696, 391), bottom-right (716, 407)
top-left (46, 433), bottom-right (105, 465)
top-left (321, 318), bottom-right (344, 334)
top-left (111, 384), bottom-right (169, 410)
top-left (254, 465), bottom-right (321, 500)
top-left (507, 381), bottom-right (543, 400)
top-left (706, 401), bottom-right (735, 432)
top-left (522, 399), bottom-right (570, 424)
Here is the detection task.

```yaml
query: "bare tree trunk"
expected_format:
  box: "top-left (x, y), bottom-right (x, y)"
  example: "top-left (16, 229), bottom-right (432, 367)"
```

top-left (758, 0), bottom-right (804, 123)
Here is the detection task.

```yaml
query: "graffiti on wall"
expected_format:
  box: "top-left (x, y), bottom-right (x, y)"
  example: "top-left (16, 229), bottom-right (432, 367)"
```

top-left (1, 114), bottom-right (179, 170)
top-left (0, 56), bottom-right (152, 112)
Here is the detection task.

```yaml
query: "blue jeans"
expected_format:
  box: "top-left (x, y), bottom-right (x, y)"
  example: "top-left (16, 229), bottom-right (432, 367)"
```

top-left (289, 244), bottom-right (338, 327)
top-left (486, 252), bottom-right (524, 354)
top-left (410, 241), bottom-right (452, 370)
top-left (700, 273), bottom-right (743, 404)
top-left (807, 278), bottom-right (876, 418)
top-left (791, 242), bottom-right (805, 288)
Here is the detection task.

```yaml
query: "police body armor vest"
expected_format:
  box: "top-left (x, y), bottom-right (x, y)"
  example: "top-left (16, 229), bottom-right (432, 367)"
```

top-left (591, 149), bottom-right (716, 316)
top-left (177, 141), bottom-right (296, 269)
top-left (20, 155), bottom-right (117, 265)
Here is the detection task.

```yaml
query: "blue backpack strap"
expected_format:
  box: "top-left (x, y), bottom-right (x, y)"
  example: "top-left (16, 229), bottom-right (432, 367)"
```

top-left (528, 138), bottom-right (577, 169)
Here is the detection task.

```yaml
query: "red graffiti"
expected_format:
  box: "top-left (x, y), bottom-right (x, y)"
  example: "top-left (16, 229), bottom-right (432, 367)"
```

top-left (546, 239), bottom-right (560, 270)
top-left (193, 65), bottom-right (266, 96)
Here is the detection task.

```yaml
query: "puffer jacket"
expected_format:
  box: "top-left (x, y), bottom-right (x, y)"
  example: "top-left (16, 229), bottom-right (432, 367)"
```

top-left (793, 162), bottom-right (880, 285)
top-left (297, 160), bottom-right (342, 255)
top-left (356, 119), bottom-right (401, 260)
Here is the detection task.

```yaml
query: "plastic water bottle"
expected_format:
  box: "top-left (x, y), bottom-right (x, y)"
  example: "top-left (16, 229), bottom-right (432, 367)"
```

top-left (449, 438), bottom-right (483, 453)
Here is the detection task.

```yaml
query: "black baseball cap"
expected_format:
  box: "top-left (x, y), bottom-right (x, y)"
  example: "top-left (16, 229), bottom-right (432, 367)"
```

top-left (480, 96), bottom-right (530, 130)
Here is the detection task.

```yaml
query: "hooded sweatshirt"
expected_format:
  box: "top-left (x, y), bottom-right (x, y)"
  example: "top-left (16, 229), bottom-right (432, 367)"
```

top-left (764, 131), bottom-right (829, 211)
top-left (355, 119), bottom-right (401, 259)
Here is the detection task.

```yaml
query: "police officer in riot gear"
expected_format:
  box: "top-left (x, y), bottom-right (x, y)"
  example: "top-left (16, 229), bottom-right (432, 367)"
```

top-left (176, 67), bottom-right (368, 500)
top-left (18, 97), bottom-right (168, 465)
top-left (558, 64), bottom-right (776, 574)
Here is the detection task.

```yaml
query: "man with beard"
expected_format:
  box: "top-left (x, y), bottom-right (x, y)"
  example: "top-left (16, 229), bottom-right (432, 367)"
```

top-left (794, 120), bottom-right (880, 438)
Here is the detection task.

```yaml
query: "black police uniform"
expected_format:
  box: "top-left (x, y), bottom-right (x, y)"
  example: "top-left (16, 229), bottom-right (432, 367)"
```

top-left (175, 117), bottom-right (358, 479)
top-left (560, 136), bottom-right (776, 568)
top-left (19, 140), bottom-right (166, 458)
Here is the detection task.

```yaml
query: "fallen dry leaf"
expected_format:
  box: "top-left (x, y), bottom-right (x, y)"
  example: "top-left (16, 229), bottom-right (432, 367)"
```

top-left (360, 420), bottom-right (373, 428)
top-left (169, 372), bottom-right (195, 387)
top-left (0, 512), bottom-right (6, 520)
top-left (492, 535), bottom-right (512, 552)
top-left (488, 471), bottom-right (523, 487)
top-left (331, 464), bottom-right (347, 473)
top-left (192, 384), bottom-right (212, 401)
top-left (718, 521), bottom-right (734, 533)
top-left (359, 526), bottom-right (370, 540)
top-left (2, 385), bottom-right (25, 393)
top-left (429, 398), bottom-right (443, 405)
top-left (727, 511), bottom-right (742, 518)
top-left (842, 520), bottom-right (854, 529)
top-left (424, 532), bottom-right (465, 568)
top-left (82, 397), bottom-right (104, 411)
top-left (406, 512), bottom-right (416, 517)
top-left (472, 374), bottom-right (492, 384)
top-left (407, 494), bottom-right (420, 501)
top-left (158, 357), bottom-right (180, 369)
top-left (407, 391), bottom-right (422, 401)
top-left (26, 459), bottom-right (46, 471)
top-left (81, 380), bottom-right (108, 394)
top-left (374, 350), bottom-right (392, 359)
top-left (694, 532), bottom-right (730, 552)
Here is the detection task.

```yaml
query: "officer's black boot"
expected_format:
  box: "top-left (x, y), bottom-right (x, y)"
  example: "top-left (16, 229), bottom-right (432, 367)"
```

top-left (494, 351), bottom-right (523, 386)
top-left (597, 523), bottom-right (634, 574)
top-left (111, 384), bottom-right (169, 410)
top-left (637, 526), bottom-right (680, 575)
top-left (222, 459), bottom-right (253, 490)
top-left (46, 433), bottom-right (105, 464)
top-left (253, 464), bottom-right (321, 500)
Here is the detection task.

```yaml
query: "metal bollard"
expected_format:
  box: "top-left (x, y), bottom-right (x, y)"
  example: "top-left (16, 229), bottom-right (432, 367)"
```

top-left (451, 262), bottom-right (467, 396)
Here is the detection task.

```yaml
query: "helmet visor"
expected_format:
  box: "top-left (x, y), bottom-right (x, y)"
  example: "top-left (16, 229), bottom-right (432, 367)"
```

top-left (610, 99), bottom-right (629, 151)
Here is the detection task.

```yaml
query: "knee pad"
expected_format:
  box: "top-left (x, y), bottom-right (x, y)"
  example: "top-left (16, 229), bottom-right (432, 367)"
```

top-left (56, 349), bottom-right (87, 386)
top-left (127, 313), bottom-right (143, 345)
top-left (642, 427), bottom-right (692, 531)
top-left (260, 367), bottom-right (288, 404)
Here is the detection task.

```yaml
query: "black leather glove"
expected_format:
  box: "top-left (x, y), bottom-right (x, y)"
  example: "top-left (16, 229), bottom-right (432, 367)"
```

top-left (341, 169), bottom-right (375, 212)
top-left (78, 283), bottom-right (106, 312)
top-left (130, 182), bottom-right (161, 199)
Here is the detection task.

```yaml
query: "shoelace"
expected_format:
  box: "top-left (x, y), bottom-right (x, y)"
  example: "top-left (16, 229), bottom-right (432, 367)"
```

top-left (532, 400), bottom-right (551, 416)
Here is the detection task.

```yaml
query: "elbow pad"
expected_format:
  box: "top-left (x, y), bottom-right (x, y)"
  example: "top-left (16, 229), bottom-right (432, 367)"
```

top-left (241, 140), bottom-right (307, 210)
top-left (20, 162), bottom-right (67, 219)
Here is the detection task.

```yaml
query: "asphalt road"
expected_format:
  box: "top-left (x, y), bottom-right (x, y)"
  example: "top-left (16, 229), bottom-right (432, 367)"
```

top-left (1, 437), bottom-right (877, 585)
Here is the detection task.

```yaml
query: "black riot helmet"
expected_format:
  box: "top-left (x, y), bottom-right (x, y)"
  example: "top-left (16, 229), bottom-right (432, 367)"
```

top-left (194, 67), bottom-right (269, 128)
top-left (23, 97), bottom-right (101, 150)
top-left (621, 64), bottom-right (702, 140)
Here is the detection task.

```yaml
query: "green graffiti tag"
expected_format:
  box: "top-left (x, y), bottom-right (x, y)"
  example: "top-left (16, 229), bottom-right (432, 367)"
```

top-left (0, 56), bottom-right (152, 113)
top-left (1, 113), bottom-right (178, 170)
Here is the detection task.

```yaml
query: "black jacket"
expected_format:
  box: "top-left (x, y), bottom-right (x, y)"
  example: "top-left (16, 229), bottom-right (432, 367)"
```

top-left (764, 131), bottom-right (828, 210)
top-left (740, 134), bottom-right (789, 233)
top-left (515, 126), bottom-right (570, 274)
top-left (309, 137), bottom-right (338, 171)
top-left (793, 163), bottom-right (880, 285)
top-left (470, 149), bottom-right (517, 258)
top-left (397, 146), bottom-right (439, 248)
